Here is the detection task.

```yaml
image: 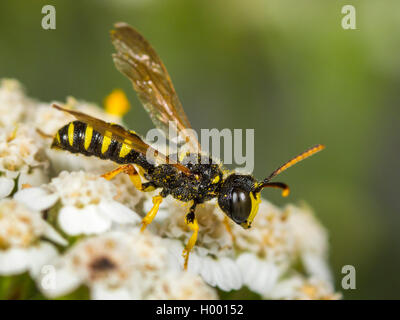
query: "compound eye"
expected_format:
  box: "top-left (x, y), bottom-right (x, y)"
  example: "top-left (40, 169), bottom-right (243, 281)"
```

top-left (230, 188), bottom-right (252, 224)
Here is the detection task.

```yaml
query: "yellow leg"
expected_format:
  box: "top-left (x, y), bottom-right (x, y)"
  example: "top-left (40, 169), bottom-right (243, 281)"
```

top-left (36, 128), bottom-right (53, 139)
top-left (141, 195), bottom-right (163, 232)
top-left (101, 164), bottom-right (143, 190)
top-left (223, 216), bottom-right (236, 243)
top-left (182, 214), bottom-right (199, 270)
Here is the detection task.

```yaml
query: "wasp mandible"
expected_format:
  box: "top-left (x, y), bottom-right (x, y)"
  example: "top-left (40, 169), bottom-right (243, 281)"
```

top-left (51, 23), bottom-right (325, 269)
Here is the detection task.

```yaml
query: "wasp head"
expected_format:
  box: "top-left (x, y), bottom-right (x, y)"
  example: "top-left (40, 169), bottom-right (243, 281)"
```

top-left (217, 145), bottom-right (326, 229)
top-left (217, 174), bottom-right (261, 229)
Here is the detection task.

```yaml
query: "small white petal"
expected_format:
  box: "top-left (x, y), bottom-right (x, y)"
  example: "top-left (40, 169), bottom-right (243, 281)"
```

top-left (255, 264), bottom-right (279, 294)
top-left (0, 243), bottom-right (57, 276)
top-left (18, 169), bottom-right (48, 189)
top-left (58, 205), bottom-right (111, 235)
top-left (0, 177), bottom-right (14, 199)
top-left (237, 253), bottom-right (258, 285)
top-left (200, 257), bottom-right (217, 287)
top-left (193, 253), bottom-right (243, 291)
top-left (0, 247), bottom-right (31, 275)
top-left (39, 266), bottom-right (82, 298)
top-left (142, 197), bottom-right (155, 213)
top-left (186, 251), bottom-right (202, 275)
top-left (302, 252), bottom-right (332, 283)
top-left (268, 276), bottom-right (304, 299)
top-left (211, 259), bottom-right (227, 289)
top-left (97, 201), bottom-right (140, 225)
top-left (91, 284), bottom-right (134, 300)
top-left (165, 239), bottom-right (186, 271)
top-left (28, 243), bottom-right (59, 278)
top-left (211, 260), bottom-right (228, 291)
top-left (218, 257), bottom-right (243, 291)
top-left (237, 253), bottom-right (280, 295)
top-left (14, 187), bottom-right (59, 211)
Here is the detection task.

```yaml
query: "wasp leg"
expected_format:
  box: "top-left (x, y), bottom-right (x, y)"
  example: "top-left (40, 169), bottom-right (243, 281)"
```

top-left (261, 182), bottom-right (290, 197)
top-left (141, 182), bottom-right (156, 192)
top-left (141, 195), bottom-right (163, 232)
top-left (182, 205), bottom-right (199, 270)
top-left (223, 216), bottom-right (236, 243)
top-left (101, 164), bottom-right (143, 190)
top-left (36, 128), bottom-right (53, 139)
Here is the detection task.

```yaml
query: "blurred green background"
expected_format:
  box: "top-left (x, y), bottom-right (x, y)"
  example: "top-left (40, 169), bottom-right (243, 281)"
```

top-left (1, 0), bottom-right (399, 299)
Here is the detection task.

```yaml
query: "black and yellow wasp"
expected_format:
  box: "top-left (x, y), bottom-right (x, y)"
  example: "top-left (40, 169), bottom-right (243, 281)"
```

top-left (51, 22), bottom-right (325, 268)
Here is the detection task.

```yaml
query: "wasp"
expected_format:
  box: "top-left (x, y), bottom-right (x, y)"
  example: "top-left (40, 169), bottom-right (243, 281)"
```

top-left (51, 22), bottom-right (325, 269)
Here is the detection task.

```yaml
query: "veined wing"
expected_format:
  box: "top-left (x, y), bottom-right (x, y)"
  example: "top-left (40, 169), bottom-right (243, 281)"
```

top-left (111, 22), bottom-right (200, 152)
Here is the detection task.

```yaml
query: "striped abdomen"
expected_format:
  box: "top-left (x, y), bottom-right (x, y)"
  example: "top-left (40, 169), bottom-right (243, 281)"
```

top-left (51, 121), bottom-right (154, 171)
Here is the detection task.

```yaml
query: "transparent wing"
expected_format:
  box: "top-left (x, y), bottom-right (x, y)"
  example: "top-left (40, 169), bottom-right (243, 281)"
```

top-left (111, 22), bottom-right (200, 152)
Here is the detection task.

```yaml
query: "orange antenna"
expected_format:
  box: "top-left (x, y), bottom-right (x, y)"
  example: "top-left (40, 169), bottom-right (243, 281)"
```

top-left (263, 144), bottom-right (325, 183)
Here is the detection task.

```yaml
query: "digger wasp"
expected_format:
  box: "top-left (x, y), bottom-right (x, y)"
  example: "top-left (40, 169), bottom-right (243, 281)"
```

top-left (51, 22), bottom-right (325, 269)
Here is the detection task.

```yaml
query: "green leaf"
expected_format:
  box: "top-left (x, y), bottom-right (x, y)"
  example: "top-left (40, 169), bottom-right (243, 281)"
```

top-left (9, 173), bottom-right (20, 197)
top-left (0, 272), bottom-right (40, 300)
top-left (55, 285), bottom-right (90, 300)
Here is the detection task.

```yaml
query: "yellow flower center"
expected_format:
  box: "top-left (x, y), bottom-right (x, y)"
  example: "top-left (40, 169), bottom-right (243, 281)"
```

top-left (104, 89), bottom-right (130, 117)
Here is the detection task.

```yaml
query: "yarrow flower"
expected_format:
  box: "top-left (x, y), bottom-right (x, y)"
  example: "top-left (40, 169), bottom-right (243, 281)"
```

top-left (232, 202), bottom-right (334, 298)
top-left (155, 193), bottom-right (336, 297)
top-left (285, 204), bottom-right (333, 283)
top-left (0, 79), bottom-right (34, 127)
top-left (37, 228), bottom-right (217, 300)
top-left (0, 199), bottom-right (65, 277)
top-left (15, 171), bottom-right (140, 236)
top-left (156, 198), bottom-right (242, 291)
top-left (0, 79), bottom-right (340, 299)
top-left (0, 124), bottom-right (49, 199)
top-left (268, 274), bottom-right (341, 300)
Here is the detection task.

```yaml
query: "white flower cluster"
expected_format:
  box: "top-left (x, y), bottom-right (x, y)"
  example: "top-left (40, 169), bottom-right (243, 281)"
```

top-left (154, 196), bottom-right (340, 299)
top-left (0, 79), bottom-right (340, 300)
top-left (37, 229), bottom-right (217, 299)
top-left (0, 124), bottom-right (49, 198)
top-left (0, 199), bottom-right (66, 277)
